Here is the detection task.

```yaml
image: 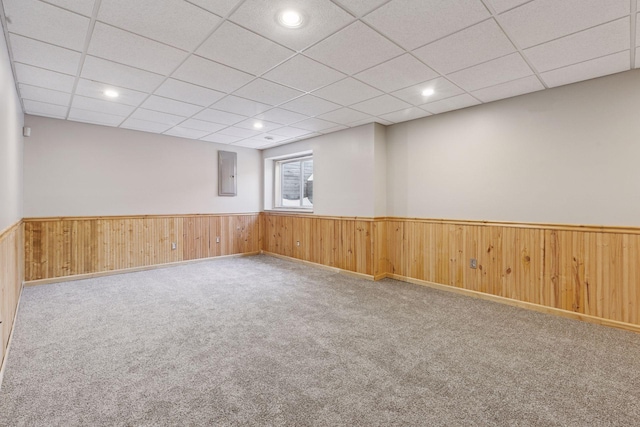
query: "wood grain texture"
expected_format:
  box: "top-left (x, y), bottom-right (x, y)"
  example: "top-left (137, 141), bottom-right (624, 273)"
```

top-left (386, 219), bottom-right (640, 326)
top-left (24, 214), bottom-right (260, 282)
top-left (0, 221), bottom-right (23, 369)
top-left (262, 212), bottom-right (381, 276)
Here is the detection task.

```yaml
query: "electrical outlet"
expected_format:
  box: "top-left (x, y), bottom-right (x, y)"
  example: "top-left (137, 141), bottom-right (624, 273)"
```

top-left (470, 258), bottom-right (477, 269)
top-left (296, 240), bottom-right (300, 247)
top-left (216, 237), bottom-right (220, 243)
top-left (171, 242), bottom-right (177, 250)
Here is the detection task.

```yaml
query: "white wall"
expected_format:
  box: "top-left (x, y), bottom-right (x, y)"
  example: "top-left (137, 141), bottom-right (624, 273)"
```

top-left (387, 70), bottom-right (640, 226)
top-left (373, 123), bottom-right (387, 217)
top-left (0, 27), bottom-right (24, 231)
top-left (262, 124), bottom-right (378, 217)
top-left (24, 116), bottom-right (261, 217)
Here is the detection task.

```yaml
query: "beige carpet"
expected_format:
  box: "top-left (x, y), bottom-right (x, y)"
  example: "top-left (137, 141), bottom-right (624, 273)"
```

top-left (1, 254), bottom-right (639, 426)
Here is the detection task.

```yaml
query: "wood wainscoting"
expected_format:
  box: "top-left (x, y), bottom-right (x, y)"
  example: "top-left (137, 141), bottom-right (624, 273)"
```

top-left (20, 212), bottom-right (640, 331)
top-left (0, 221), bottom-right (24, 370)
top-left (385, 218), bottom-right (640, 328)
top-left (262, 213), bottom-right (640, 330)
top-left (23, 214), bottom-right (260, 282)
top-left (261, 212), bottom-right (387, 278)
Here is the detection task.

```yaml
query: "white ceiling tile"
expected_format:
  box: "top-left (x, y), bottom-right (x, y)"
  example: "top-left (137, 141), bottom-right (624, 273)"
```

top-left (332, 0), bottom-right (389, 17)
top-left (232, 139), bottom-right (270, 149)
top-left (229, 0), bottom-right (354, 51)
top-left (68, 109), bottom-right (125, 126)
top-left (211, 96), bottom-right (271, 116)
top-left (364, 0), bottom-right (490, 50)
top-left (498, 0), bottom-right (630, 49)
top-left (349, 94), bottom-right (411, 116)
top-left (121, 118), bottom-right (173, 133)
top-left (186, 0), bottom-right (240, 17)
top-left (154, 79), bottom-right (225, 107)
top-left (88, 23), bottom-right (187, 75)
top-left (320, 125), bottom-right (348, 134)
top-left (263, 55), bottom-right (345, 92)
top-left (164, 126), bottom-right (211, 140)
top-left (471, 75), bottom-right (545, 102)
top-left (391, 77), bottom-right (465, 106)
top-left (41, 0), bottom-right (95, 16)
top-left (447, 53), bottom-right (533, 91)
top-left (193, 109), bottom-right (247, 125)
top-left (75, 79), bottom-right (147, 106)
top-left (197, 22), bottom-right (294, 76)
top-left (233, 79), bottom-right (304, 106)
top-left (72, 95), bottom-right (136, 116)
top-left (279, 95), bottom-right (341, 116)
top-left (488, 0), bottom-right (531, 13)
top-left (218, 126), bottom-right (261, 138)
top-left (270, 127), bottom-right (314, 138)
top-left (420, 94), bottom-right (481, 114)
top-left (130, 108), bottom-right (185, 125)
top-left (235, 118), bottom-right (282, 133)
top-left (317, 108), bottom-right (371, 125)
top-left (14, 63), bottom-right (76, 92)
top-left (81, 56), bottom-right (165, 92)
top-left (98, 0), bottom-right (220, 51)
top-left (140, 95), bottom-right (202, 117)
top-left (3, 0), bottom-right (90, 50)
top-left (292, 117), bottom-right (340, 132)
top-left (18, 84), bottom-right (71, 106)
top-left (201, 133), bottom-right (243, 144)
top-left (180, 119), bottom-right (227, 133)
top-left (23, 99), bottom-right (68, 118)
top-left (304, 21), bottom-right (403, 75)
top-left (254, 108), bottom-right (309, 125)
top-left (413, 19), bottom-right (516, 75)
top-left (524, 18), bottom-right (629, 73)
top-left (354, 54), bottom-right (439, 93)
top-left (379, 107), bottom-right (431, 123)
top-left (311, 78), bottom-right (383, 105)
top-left (172, 55), bottom-right (253, 93)
top-left (542, 50), bottom-right (630, 88)
top-left (10, 34), bottom-right (81, 75)
top-left (485, 0), bottom-right (530, 14)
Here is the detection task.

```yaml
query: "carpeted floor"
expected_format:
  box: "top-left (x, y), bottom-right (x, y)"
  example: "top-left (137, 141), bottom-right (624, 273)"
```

top-left (1, 255), bottom-right (639, 426)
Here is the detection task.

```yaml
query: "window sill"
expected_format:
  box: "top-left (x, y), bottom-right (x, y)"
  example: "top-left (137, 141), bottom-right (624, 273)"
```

top-left (266, 208), bottom-right (314, 214)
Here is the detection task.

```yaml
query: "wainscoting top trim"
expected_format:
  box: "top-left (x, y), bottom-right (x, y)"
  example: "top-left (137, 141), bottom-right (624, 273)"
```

top-left (23, 213), bottom-right (261, 222)
top-left (381, 217), bottom-right (640, 235)
top-left (0, 220), bottom-right (22, 241)
top-left (262, 211), bottom-right (377, 222)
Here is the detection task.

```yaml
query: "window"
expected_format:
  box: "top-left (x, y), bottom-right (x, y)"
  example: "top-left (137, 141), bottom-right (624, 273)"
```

top-left (275, 156), bottom-right (313, 209)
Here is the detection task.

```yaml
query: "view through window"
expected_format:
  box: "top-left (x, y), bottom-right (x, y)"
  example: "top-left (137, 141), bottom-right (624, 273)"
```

top-left (277, 156), bottom-right (313, 209)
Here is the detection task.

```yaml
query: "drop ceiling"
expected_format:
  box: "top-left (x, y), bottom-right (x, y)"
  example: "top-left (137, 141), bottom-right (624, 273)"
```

top-left (0, 0), bottom-right (636, 149)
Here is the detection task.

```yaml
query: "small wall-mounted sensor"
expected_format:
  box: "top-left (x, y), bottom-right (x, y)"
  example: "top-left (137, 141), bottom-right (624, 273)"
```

top-left (23, 126), bottom-right (31, 137)
top-left (171, 242), bottom-right (177, 250)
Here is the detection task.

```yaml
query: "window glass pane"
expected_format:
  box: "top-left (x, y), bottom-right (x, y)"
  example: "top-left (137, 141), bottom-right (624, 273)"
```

top-left (303, 160), bottom-right (313, 207)
top-left (281, 162), bottom-right (301, 207)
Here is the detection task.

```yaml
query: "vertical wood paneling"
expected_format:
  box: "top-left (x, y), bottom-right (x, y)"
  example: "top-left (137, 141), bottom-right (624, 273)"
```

top-left (262, 213), bottom-right (377, 276)
top-left (24, 214), bottom-right (260, 282)
top-left (384, 219), bottom-right (640, 327)
top-left (0, 222), bottom-right (23, 368)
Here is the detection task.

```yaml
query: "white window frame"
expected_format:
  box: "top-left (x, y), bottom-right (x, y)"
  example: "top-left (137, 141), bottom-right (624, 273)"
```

top-left (274, 155), bottom-right (313, 211)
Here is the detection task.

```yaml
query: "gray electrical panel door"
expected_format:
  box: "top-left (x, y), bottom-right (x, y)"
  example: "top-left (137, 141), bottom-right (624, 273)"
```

top-left (218, 151), bottom-right (237, 196)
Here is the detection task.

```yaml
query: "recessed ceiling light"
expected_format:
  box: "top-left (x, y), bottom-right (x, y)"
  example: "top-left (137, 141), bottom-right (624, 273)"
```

top-left (104, 89), bottom-right (119, 98)
top-left (253, 122), bottom-right (264, 129)
top-left (278, 10), bottom-right (304, 28)
top-left (422, 88), bottom-right (435, 97)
